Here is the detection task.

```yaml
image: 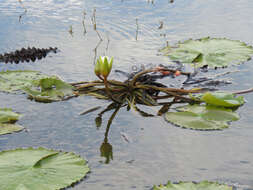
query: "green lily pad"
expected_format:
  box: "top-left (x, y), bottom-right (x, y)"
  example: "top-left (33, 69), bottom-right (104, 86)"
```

top-left (165, 105), bottom-right (239, 130)
top-left (0, 108), bottom-right (20, 123)
top-left (190, 92), bottom-right (244, 108)
top-left (23, 77), bottom-right (74, 102)
top-left (0, 124), bottom-right (24, 135)
top-left (153, 181), bottom-right (232, 190)
top-left (0, 147), bottom-right (90, 190)
top-left (161, 37), bottom-right (253, 68)
top-left (0, 108), bottom-right (23, 135)
top-left (0, 70), bottom-right (48, 93)
top-left (201, 92), bottom-right (244, 107)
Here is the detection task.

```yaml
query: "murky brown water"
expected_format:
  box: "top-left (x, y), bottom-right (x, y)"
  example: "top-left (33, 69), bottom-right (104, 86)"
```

top-left (1, 0), bottom-right (253, 189)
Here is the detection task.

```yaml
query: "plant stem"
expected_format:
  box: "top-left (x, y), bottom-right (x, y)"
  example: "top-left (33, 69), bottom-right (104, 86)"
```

top-left (104, 77), bottom-right (122, 104)
top-left (233, 88), bottom-right (253, 95)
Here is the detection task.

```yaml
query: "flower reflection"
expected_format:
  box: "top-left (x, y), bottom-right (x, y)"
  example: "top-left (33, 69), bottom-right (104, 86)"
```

top-left (100, 138), bottom-right (113, 164)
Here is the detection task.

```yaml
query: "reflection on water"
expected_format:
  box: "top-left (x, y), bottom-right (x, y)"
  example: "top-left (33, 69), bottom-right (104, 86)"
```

top-left (100, 138), bottom-right (113, 164)
top-left (1, 0), bottom-right (253, 189)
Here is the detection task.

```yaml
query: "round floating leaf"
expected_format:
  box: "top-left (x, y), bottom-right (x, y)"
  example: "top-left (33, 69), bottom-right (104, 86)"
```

top-left (161, 37), bottom-right (253, 68)
top-left (165, 105), bottom-right (239, 130)
top-left (153, 181), bottom-right (232, 190)
top-left (0, 70), bottom-right (48, 93)
top-left (23, 77), bottom-right (74, 102)
top-left (0, 147), bottom-right (90, 190)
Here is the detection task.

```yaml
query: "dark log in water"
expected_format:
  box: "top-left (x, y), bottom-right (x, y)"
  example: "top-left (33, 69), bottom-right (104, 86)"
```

top-left (0, 47), bottom-right (58, 64)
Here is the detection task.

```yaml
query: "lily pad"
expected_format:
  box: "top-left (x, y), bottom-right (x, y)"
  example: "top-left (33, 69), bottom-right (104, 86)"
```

top-left (23, 77), bottom-right (74, 102)
top-left (161, 37), bottom-right (253, 68)
top-left (0, 108), bottom-right (20, 123)
top-left (165, 105), bottom-right (239, 130)
top-left (0, 147), bottom-right (90, 190)
top-left (153, 181), bottom-right (232, 190)
top-left (0, 108), bottom-right (23, 135)
top-left (0, 70), bottom-right (48, 93)
top-left (190, 92), bottom-right (244, 108)
top-left (201, 92), bottom-right (244, 107)
top-left (0, 124), bottom-right (24, 135)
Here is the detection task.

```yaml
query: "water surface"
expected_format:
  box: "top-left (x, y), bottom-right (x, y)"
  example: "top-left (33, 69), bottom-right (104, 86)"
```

top-left (1, 0), bottom-right (253, 189)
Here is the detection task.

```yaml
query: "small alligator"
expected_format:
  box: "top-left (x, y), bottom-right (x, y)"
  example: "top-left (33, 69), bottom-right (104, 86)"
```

top-left (0, 47), bottom-right (58, 64)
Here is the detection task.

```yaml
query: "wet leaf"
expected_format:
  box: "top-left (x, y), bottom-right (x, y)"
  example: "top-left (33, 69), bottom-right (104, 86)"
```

top-left (24, 77), bottom-right (74, 102)
top-left (165, 105), bottom-right (239, 130)
top-left (0, 147), bottom-right (90, 190)
top-left (0, 108), bottom-right (23, 135)
top-left (0, 70), bottom-right (48, 93)
top-left (0, 108), bottom-right (20, 123)
top-left (161, 37), bottom-right (253, 68)
top-left (0, 124), bottom-right (23, 135)
top-left (201, 92), bottom-right (244, 107)
top-left (190, 92), bottom-right (244, 107)
top-left (153, 181), bottom-right (232, 190)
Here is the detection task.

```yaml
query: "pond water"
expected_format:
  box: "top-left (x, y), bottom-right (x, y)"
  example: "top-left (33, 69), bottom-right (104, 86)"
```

top-left (1, 0), bottom-right (253, 189)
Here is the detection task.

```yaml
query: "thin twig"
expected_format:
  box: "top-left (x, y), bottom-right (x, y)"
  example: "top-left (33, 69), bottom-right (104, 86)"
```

top-left (233, 88), bottom-right (253, 95)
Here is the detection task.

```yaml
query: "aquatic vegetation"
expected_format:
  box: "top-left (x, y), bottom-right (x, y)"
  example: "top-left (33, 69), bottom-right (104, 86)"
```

top-left (0, 70), bottom-right (48, 93)
top-left (0, 70), bottom-right (74, 102)
top-left (0, 147), bottom-right (89, 190)
top-left (161, 37), bottom-right (253, 68)
top-left (0, 108), bottom-right (23, 135)
top-left (23, 77), bottom-right (74, 103)
top-left (191, 92), bottom-right (244, 107)
top-left (1, 36), bottom-right (253, 188)
top-left (95, 56), bottom-right (113, 80)
top-left (153, 181), bottom-right (232, 190)
top-left (164, 105), bottom-right (239, 130)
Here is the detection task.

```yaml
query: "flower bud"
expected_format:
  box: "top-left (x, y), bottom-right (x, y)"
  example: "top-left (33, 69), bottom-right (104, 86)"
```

top-left (95, 116), bottom-right (102, 128)
top-left (94, 56), bottom-right (113, 79)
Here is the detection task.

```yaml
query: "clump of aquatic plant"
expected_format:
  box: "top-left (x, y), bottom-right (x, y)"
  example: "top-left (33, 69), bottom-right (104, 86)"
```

top-left (75, 60), bottom-right (203, 108)
top-left (73, 53), bottom-right (253, 131)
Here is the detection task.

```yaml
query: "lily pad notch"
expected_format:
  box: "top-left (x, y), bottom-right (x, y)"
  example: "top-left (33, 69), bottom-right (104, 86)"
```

top-left (0, 147), bottom-right (90, 190)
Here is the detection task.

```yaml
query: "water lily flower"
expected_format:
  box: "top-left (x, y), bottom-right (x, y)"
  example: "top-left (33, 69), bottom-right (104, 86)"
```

top-left (95, 56), bottom-right (113, 80)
